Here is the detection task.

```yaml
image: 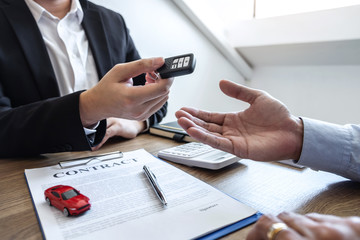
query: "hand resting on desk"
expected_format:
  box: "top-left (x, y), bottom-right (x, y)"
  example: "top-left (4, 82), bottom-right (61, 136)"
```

top-left (92, 118), bottom-right (146, 151)
top-left (246, 211), bottom-right (360, 240)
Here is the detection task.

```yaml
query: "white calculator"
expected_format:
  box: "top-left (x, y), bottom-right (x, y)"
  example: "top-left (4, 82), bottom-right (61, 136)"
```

top-left (157, 142), bottom-right (241, 170)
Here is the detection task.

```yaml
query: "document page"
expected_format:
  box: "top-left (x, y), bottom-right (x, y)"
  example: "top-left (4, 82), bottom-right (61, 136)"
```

top-left (25, 149), bottom-right (257, 240)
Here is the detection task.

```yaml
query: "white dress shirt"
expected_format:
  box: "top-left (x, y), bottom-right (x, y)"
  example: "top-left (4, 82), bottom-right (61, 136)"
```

top-left (24, 0), bottom-right (99, 96)
top-left (24, 0), bottom-right (99, 135)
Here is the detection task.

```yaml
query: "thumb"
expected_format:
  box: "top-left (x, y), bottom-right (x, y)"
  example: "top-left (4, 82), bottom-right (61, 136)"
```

top-left (110, 57), bottom-right (165, 83)
top-left (219, 79), bottom-right (261, 105)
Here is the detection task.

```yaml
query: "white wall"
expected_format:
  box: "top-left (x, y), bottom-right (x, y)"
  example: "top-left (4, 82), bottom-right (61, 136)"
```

top-left (91, 0), bottom-right (360, 125)
top-left (90, 0), bottom-right (246, 122)
top-left (250, 66), bottom-right (360, 125)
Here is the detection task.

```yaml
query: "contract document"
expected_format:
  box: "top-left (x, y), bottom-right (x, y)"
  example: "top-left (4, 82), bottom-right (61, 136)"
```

top-left (25, 149), bottom-right (259, 240)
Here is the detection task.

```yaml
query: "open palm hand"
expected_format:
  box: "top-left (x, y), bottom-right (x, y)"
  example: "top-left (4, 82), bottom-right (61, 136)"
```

top-left (176, 80), bottom-right (303, 162)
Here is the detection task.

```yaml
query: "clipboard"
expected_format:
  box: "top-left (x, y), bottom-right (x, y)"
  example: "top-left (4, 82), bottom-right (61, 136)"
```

top-left (25, 149), bottom-right (261, 240)
top-left (198, 212), bottom-right (262, 239)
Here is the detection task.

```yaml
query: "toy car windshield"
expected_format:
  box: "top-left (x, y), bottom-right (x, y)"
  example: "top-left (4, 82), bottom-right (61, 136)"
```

top-left (61, 189), bottom-right (80, 200)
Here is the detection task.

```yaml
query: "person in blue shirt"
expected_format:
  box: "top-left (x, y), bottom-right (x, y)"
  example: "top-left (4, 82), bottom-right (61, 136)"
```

top-left (176, 79), bottom-right (360, 240)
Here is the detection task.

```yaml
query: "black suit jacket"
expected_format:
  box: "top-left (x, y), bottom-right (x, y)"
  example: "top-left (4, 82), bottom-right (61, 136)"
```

top-left (0, 0), bottom-right (167, 157)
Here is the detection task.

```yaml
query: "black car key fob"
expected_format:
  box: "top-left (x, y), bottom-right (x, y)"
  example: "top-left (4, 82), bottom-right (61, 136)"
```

top-left (156, 53), bottom-right (196, 78)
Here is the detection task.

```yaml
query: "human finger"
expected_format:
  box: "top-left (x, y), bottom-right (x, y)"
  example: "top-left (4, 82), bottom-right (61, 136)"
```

top-left (278, 211), bottom-right (319, 236)
top-left (112, 58), bottom-right (164, 83)
top-left (177, 107), bottom-right (227, 126)
top-left (135, 95), bottom-right (169, 121)
top-left (145, 72), bottom-right (159, 84)
top-left (126, 77), bottom-right (173, 105)
top-left (219, 79), bottom-right (264, 105)
top-left (282, 212), bottom-right (360, 239)
top-left (176, 113), bottom-right (211, 134)
top-left (305, 213), bottom-right (344, 223)
top-left (91, 132), bottom-right (109, 151)
top-left (175, 109), bottom-right (224, 134)
top-left (247, 214), bottom-right (280, 240)
top-left (91, 119), bottom-right (118, 151)
top-left (247, 214), bottom-right (300, 240)
top-left (177, 116), bottom-right (235, 153)
top-left (119, 93), bottom-right (168, 122)
top-left (306, 213), bottom-right (360, 231)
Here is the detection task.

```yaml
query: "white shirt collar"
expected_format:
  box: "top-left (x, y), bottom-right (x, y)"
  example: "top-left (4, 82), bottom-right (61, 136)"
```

top-left (24, 0), bottom-right (84, 24)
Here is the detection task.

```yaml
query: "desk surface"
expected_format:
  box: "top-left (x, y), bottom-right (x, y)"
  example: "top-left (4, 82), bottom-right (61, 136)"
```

top-left (1, 134), bottom-right (360, 240)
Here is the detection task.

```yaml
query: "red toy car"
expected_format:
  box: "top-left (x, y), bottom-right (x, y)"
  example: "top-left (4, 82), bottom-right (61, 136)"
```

top-left (44, 185), bottom-right (91, 216)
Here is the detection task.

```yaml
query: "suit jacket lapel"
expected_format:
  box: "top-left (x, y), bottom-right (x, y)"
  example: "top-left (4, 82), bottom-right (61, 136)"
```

top-left (80, 0), bottom-right (112, 78)
top-left (4, 0), bottom-right (111, 97)
top-left (3, 0), bottom-right (59, 98)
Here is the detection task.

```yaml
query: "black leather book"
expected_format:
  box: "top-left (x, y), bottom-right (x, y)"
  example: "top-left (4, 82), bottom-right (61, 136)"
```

top-left (149, 121), bottom-right (196, 142)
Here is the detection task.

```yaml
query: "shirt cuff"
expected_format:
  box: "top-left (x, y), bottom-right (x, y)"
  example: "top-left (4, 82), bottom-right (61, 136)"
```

top-left (142, 119), bottom-right (150, 133)
top-left (83, 121), bottom-right (100, 135)
top-left (297, 117), bottom-right (351, 177)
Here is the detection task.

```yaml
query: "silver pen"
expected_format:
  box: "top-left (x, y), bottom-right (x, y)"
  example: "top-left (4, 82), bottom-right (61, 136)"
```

top-left (143, 165), bottom-right (168, 205)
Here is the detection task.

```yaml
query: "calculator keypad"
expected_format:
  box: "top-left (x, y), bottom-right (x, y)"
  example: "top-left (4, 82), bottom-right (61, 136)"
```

top-left (160, 142), bottom-right (213, 158)
top-left (158, 142), bottom-right (241, 170)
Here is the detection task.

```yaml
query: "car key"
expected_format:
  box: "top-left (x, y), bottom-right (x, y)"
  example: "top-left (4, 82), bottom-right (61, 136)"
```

top-left (156, 53), bottom-right (196, 79)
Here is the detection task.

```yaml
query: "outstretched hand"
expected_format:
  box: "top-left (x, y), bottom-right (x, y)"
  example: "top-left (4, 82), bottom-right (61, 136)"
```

top-left (176, 80), bottom-right (303, 162)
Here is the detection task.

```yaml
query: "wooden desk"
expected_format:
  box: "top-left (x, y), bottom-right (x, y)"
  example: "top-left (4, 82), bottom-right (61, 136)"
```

top-left (1, 134), bottom-right (360, 240)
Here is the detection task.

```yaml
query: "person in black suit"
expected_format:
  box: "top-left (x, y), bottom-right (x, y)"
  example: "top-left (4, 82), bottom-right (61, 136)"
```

top-left (0, 0), bottom-right (173, 157)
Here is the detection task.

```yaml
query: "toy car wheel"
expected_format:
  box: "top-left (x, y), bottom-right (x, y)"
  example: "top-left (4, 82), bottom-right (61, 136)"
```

top-left (46, 197), bottom-right (51, 206)
top-left (63, 208), bottom-right (69, 217)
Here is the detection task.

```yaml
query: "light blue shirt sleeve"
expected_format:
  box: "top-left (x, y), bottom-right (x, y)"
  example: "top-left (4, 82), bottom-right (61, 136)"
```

top-left (297, 117), bottom-right (360, 182)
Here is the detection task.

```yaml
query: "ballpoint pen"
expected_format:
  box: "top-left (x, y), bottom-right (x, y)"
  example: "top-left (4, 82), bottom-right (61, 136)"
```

top-left (143, 165), bottom-right (168, 206)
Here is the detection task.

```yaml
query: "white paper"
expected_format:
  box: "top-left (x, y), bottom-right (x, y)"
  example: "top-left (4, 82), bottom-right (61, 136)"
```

top-left (25, 149), bottom-right (257, 240)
